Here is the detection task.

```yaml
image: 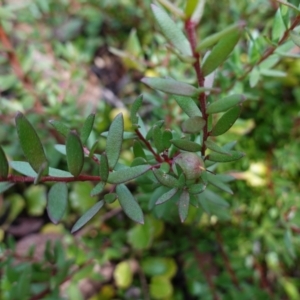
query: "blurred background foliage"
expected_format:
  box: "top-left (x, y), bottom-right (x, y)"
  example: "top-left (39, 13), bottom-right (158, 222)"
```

top-left (1, 0), bottom-right (300, 299)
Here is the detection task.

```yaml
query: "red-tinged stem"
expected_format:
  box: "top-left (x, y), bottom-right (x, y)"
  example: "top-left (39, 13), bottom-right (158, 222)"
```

top-left (185, 20), bottom-right (208, 156)
top-left (1, 174), bottom-right (101, 183)
top-left (135, 129), bottom-right (163, 162)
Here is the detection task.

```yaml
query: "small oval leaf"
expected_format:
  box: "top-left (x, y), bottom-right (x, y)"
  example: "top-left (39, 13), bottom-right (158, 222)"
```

top-left (162, 130), bottom-right (173, 149)
top-left (205, 140), bottom-right (231, 155)
top-left (156, 188), bottom-right (178, 205)
top-left (49, 120), bottom-right (69, 137)
top-left (207, 94), bottom-right (245, 114)
top-left (171, 139), bottom-right (201, 152)
top-left (66, 131), bottom-right (84, 176)
top-left (202, 30), bottom-right (242, 76)
top-left (188, 183), bottom-right (206, 194)
top-left (178, 190), bottom-right (190, 222)
top-left (16, 112), bottom-right (49, 174)
top-left (100, 153), bottom-right (109, 182)
top-left (153, 126), bottom-right (164, 153)
top-left (130, 95), bottom-right (143, 125)
top-left (104, 193), bottom-right (118, 204)
top-left (173, 95), bottom-right (202, 117)
top-left (141, 77), bottom-right (200, 97)
top-left (71, 200), bottom-right (105, 233)
top-left (0, 146), bottom-right (8, 178)
top-left (90, 181), bottom-right (105, 197)
top-left (106, 113), bottom-right (124, 169)
top-left (80, 113), bottom-right (95, 144)
top-left (116, 184), bottom-right (144, 224)
top-left (210, 106), bottom-right (241, 136)
top-left (206, 172), bottom-right (233, 194)
top-left (207, 150), bottom-right (244, 162)
top-left (108, 165), bottom-right (151, 184)
top-left (181, 116), bottom-right (206, 133)
top-left (47, 182), bottom-right (68, 224)
top-left (153, 169), bottom-right (180, 188)
top-left (151, 4), bottom-right (192, 56)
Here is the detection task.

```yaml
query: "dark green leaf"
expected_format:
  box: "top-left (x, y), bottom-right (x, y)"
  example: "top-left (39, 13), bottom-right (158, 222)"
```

top-left (188, 183), bottom-right (206, 194)
top-left (153, 125), bottom-right (165, 153)
top-left (100, 153), bottom-right (109, 182)
top-left (211, 106), bottom-right (241, 136)
top-left (49, 120), bottom-right (69, 137)
top-left (155, 188), bottom-right (178, 205)
top-left (200, 189), bottom-right (229, 207)
top-left (130, 95), bottom-right (143, 125)
top-left (104, 193), bottom-right (118, 204)
top-left (80, 113), bottom-right (95, 144)
top-left (90, 181), bottom-right (105, 197)
top-left (205, 139), bottom-right (231, 155)
top-left (131, 157), bottom-right (148, 167)
top-left (15, 112), bottom-right (49, 174)
top-left (207, 94), bottom-right (245, 114)
top-left (207, 150), bottom-right (245, 162)
top-left (173, 95), bottom-right (202, 117)
top-left (71, 200), bottom-right (105, 233)
top-left (0, 146), bottom-right (8, 178)
top-left (106, 113), bottom-right (124, 169)
top-left (141, 77), bottom-right (212, 97)
top-left (101, 131), bottom-right (136, 140)
top-left (116, 184), bottom-right (144, 224)
top-left (171, 139), bottom-right (201, 152)
top-left (162, 130), bottom-right (173, 149)
top-left (178, 190), bottom-right (190, 222)
top-left (153, 169), bottom-right (180, 187)
top-left (146, 120), bottom-right (165, 140)
top-left (202, 30), bottom-right (242, 76)
top-left (66, 130), bottom-right (84, 176)
top-left (206, 172), bottom-right (233, 194)
top-left (108, 165), bottom-right (151, 184)
top-left (181, 116), bottom-right (206, 133)
top-left (151, 4), bottom-right (192, 56)
top-left (47, 183), bottom-right (68, 224)
top-left (197, 22), bottom-right (245, 50)
top-left (133, 141), bottom-right (146, 159)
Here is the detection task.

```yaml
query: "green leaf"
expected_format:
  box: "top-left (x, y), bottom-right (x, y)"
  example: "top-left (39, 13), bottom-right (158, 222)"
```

top-left (171, 139), bottom-right (201, 152)
top-left (162, 130), bottom-right (173, 149)
top-left (210, 106), bottom-right (241, 136)
top-left (202, 30), bottom-right (242, 76)
top-left (15, 112), bottom-right (49, 174)
top-left (206, 172), bottom-right (233, 194)
top-left (106, 113), bottom-right (124, 169)
top-left (200, 189), bottom-right (229, 207)
top-left (188, 183), bottom-right (206, 194)
top-left (90, 181), bottom-right (105, 197)
top-left (276, 0), bottom-right (300, 13)
top-left (185, 0), bottom-right (199, 17)
top-left (153, 125), bottom-right (165, 153)
top-left (197, 22), bottom-right (244, 50)
top-left (150, 276), bottom-right (173, 299)
top-left (108, 165), bottom-right (151, 184)
top-left (207, 94), bottom-right (245, 114)
top-left (114, 261), bottom-right (133, 289)
top-left (101, 131), bottom-right (136, 140)
top-left (260, 69), bottom-right (286, 77)
top-left (80, 113), bottom-right (95, 144)
top-left (100, 153), bottom-right (109, 182)
top-left (178, 190), bottom-right (190, 222)
top-left (155, 187), bottom-right (178, 205)
top-left (10, 161), bottom-right (37, 177)
top-left (0, 182), bottom-right (15, 194)
top-left (173, 95), bottom-right (202, 117)
top-left (141, 77), bottom-right (213, 97)
top-left (146, 120), bottom-right (165, 140)
top-left (249, 67), bottom-right (260, 88)
top-left (272, 8), bottom-right (286, 42)
top-left (0, 146), bottom-right (8, 178)
top-left (181, 116), bottom-right (206, 133)
top-left (153, 168), bottom-right (180, 187)
top-left (71, 200), bottom-right (104, 233)
top-left (151, 4), bottom-right (192, 56)
top-left (116, 184), bottom-right (144, 224)
top-left (130, 95), bottom-right (143, 125)
top-left (47, 183), bottom-right (68, 224)
top-left (66, 130), bottom-right (84, 176)
top-left (207, 150), bottom-right (245, 162)
top-left (49, 120), bottom-right (69, 137)
top-left (205, 139), bottom-right (231, 155)
top-left (104, 193), bottom-right (118, 204)
top-left (133, 141), bottom-right (146, 159)
top-left (48, 168), bottom-right (73, 178)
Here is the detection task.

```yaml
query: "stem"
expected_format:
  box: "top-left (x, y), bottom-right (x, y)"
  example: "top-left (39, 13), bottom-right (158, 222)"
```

top-left (1, 174), bottom-right (101, 183)
top-left (135, 129), bottom-right (163, 162)
top-left (185, 20), bottom-right (208, 156)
